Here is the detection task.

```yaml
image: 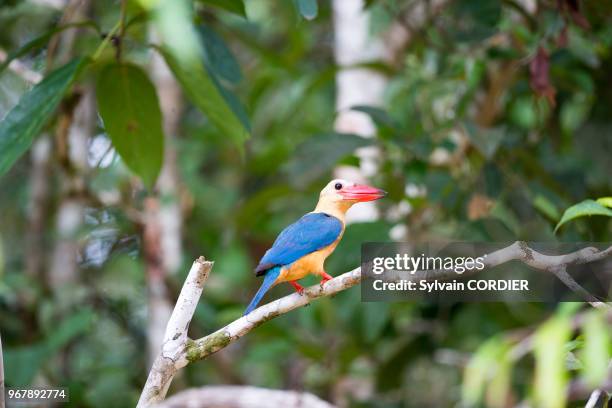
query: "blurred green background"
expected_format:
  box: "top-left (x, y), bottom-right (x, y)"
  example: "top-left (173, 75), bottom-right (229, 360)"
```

top-left (0, 0), bottom-right (610, 407)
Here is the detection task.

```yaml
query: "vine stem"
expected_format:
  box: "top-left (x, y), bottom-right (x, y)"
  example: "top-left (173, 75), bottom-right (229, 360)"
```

top-left (92, 19), bottom-right (122, 61)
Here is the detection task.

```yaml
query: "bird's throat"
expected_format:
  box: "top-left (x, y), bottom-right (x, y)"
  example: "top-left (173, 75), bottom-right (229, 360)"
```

top-left (313, 199), bottom-right (351, 221)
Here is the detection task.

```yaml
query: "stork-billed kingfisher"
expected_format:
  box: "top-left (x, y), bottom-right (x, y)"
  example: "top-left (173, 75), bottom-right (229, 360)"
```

top-left (244, 179), bottom-right (386, 315)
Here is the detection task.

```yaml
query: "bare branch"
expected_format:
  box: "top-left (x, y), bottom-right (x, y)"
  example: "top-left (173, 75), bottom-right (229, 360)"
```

top-left (483, 242), bottom-right (612, 270)
top-left (145, 26), bottom-right (185, 365)
top-left (137, 257), bottom-right (213, 407)
top-left (551, 266), bottom-right (608, 309)
top-left (186, 243), bottom-right (610, 365)
top-left (570, 360), bottom-right (612, 406)
top-left (402, 243), bottom-right (611, 307)
top-left (139, 242), bottom-right (611, 406)
top-left (156, 386), bottom-right (335, 408)
top-left (164, 257), bottom-right (213, 349)
top-left (584, 390), bottom-right (607, 408)
top-left (185, 267), bottom-right (361, 363)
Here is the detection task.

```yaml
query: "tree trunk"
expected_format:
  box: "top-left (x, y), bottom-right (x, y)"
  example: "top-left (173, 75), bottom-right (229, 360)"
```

top-left (332, 0), bottom-right (387, 223)
top-left (48, 87), bottom-right (94, 289)
top-left (25, 137), bottom-right (52, 279)
top-left (47, 0), bottom-right (93, 290)
top-left (144, 28), bottom-right (185, 366)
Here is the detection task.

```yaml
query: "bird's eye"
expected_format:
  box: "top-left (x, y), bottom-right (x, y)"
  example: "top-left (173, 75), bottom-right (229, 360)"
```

top-left (334, 183), bottom-right (342, 190)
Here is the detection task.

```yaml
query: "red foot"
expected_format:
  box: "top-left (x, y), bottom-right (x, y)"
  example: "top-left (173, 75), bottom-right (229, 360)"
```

top-left (289, 281), bottom-right (305, 295)
top-left (320, 272), bottom-right (333, 286)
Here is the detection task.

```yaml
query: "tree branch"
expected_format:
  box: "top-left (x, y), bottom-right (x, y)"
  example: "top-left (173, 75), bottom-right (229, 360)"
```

top-left (156, 385), bottom-right (335, 408)
top-left (397, 242), bottom-right (611, 308)
top-left (185, 267), bottom-right (361, 363)
top-left (584, 389), bottom-right (609, 408)
top-left (138, 242), bottom-right (611, 406)
top-left (569, 360), bottom-right (612, 407)
top-left (137, 257), bottom-right (213, 407)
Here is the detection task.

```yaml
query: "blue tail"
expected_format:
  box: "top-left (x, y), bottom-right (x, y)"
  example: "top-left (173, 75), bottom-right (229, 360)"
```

top-left (244, 266), bottom-right (282, 315)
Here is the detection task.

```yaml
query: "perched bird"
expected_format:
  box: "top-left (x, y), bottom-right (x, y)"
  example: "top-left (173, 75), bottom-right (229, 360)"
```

top-left (244, 179), bottom-right (386, 315)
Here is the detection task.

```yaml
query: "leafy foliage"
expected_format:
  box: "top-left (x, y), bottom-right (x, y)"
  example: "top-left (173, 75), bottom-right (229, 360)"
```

top-left (533, 313), bottom-right (572, 408)
top-left (0, 22), bottom-right (97, 75)
top-left (580, 310), bottom-right (610, 387)
top-left (0, 58), bottom-right (86, 176)
top-left (159, 47), bottom-right (250, 149)
top-left (0, 1), bottom-right (610, 407)
top-left (555, 199), bottom-right (612, 232)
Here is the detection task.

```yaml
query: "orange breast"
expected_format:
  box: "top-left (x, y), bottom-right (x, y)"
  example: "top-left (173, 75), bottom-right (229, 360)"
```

top-left (277, 233), bottom-right (343, 283)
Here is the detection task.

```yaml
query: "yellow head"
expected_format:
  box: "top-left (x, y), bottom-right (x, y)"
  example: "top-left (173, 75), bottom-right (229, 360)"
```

top-left (314, 179), bottom-right (386, 218)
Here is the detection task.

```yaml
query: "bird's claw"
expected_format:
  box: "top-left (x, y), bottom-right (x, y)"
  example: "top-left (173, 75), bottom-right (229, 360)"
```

top-left (319, 272), bottom-right (333, 288)
top-left (289, 281), bottom-right (305, 296)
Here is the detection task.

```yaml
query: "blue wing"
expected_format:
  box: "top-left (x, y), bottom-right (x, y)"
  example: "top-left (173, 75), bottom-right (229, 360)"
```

top-left (255, 212), bottom-right (343, 276)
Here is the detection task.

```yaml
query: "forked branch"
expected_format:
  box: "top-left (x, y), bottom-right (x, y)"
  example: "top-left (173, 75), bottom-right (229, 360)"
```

top-left (138, 242), bottom-right (611, 406)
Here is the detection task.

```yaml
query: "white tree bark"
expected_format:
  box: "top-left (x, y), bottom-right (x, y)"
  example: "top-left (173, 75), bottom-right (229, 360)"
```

top-left (143, 197), bottom-right (174, 367)
top-left (138, 257), bottom-right (213, 407)
top-left (584, 390), bottom-right (604, 408)
top-left (48, 86), bottom-right (94, 289)
top-left (150, 28), bottom-right (184, 275)
top-left (145, 28), bottom-right (185, 366)
top-left (138, 243), bottom-right (611, 406)
top-left (25, 136), bottom-right (51, 278)
top-left (331, 0), bottom-right (447, 224)
top-left (47, 0), bottom-right (93, 290)
top-left (157, 386), bottom-right (335, 408)
top-left (332, 0), bottom-right (386, 223)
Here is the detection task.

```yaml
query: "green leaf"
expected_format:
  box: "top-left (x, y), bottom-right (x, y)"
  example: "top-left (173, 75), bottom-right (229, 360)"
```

top-left (490, 202), bottom-right (521, 235)
top-left (0, 58), bottom-right (87, 177)
top-left (0, 70), bottom-right (31, 119)
top-left (533, 315), bottom-right (571, 408)
top-left (209, 70), bottom-right (250, 131)
top-left (151, 0), bottom-right (249, 144)
top-left (554, 199), bottom-right (612, 233)
top-left (4, 310), bottom-right (95, 386)
top-left (44, 309), bottom-right (96, 350)
top-left (0, 22), bottom-right (98, 76)
top-left (533, 194), bottom-right (560, 221)
top-left (351, 105), bottom-right (401, 131)
top-left (197, 0), bottom-right (246, 18)
top-left (462, 337), bottom-right (509, 406)
top-left (362, 302), bottom-right (389, 343)
top-left (158, 47), bottom-right (250, 148)
top-left (285, 133), bottom-right (371, 186)
top-left (560, 94), bottom-right (592, 135)
top-left (295, 0), bottom-right (318, 20)
top-left (451, 0), bottom-right (501, 42)
top-left (3, 346), bottom-right (47, 387)
top-left (485, 353), bottom-right (512, 408)
top-left (96, 63), bottom-right (164, 188)
top-left (596, 197), bottom-right (612, 208)
top-left (153, 0), bottom-right (203, 65)
top-left (580, 310), bottom-right (610, 387)
top-left (199, 25), bottom-right (242, 84)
